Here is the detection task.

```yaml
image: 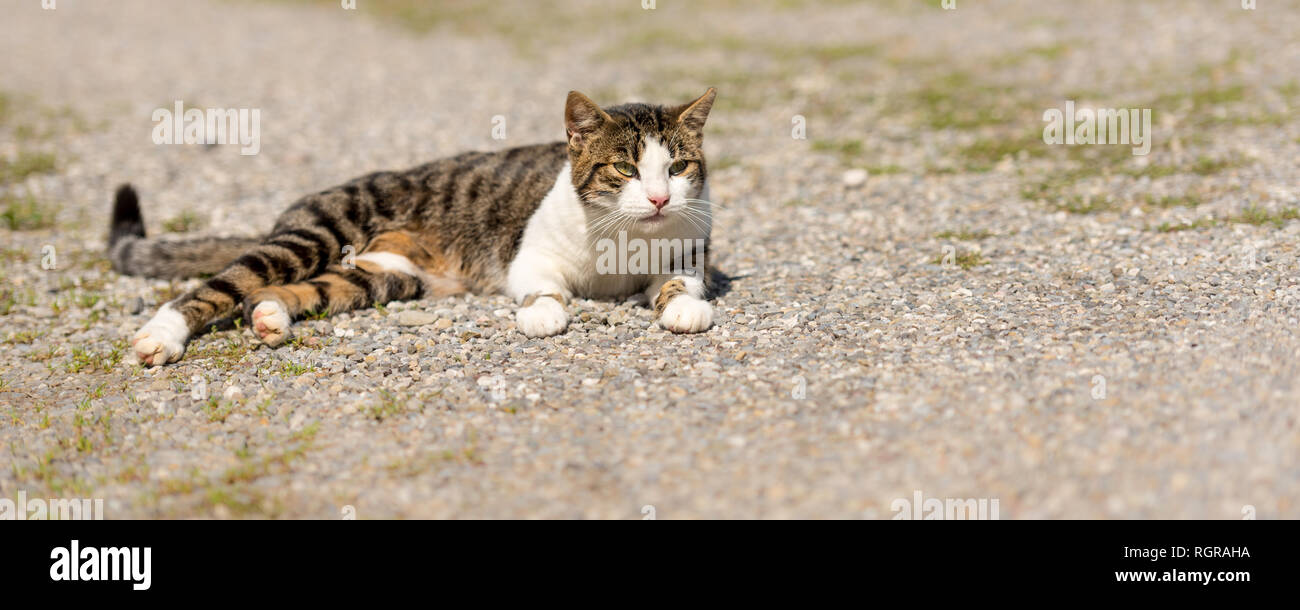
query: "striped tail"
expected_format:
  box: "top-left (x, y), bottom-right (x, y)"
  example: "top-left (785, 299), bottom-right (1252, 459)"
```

top-left (107, 184), bottom-right (261, 279)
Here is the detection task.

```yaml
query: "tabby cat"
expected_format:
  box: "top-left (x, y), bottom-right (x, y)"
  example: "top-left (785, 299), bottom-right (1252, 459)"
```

top-left (110, 89), bottom-right (717, 366)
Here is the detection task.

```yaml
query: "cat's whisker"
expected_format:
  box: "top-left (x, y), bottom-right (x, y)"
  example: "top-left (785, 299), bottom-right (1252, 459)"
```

top-left (588, 210), bottom-right (632, 242)
top-left (682, 199), bottom-right (724, 215)
top-left (587, 222), bottom-right (623, 246)
top-left (677, 208), bottom-right (712, 234)
top-left (595, 209), bottom-right (631, 233)
top-left (587, 210), bottom-right (620, 234)
top-left (682, 202), bottom-right (715, 214)
top-left (593, 210), bottom-right (636, 242)
top-left (584, 218), bottom-right (614, 242)
top-left (680, 215), bottom-right (709, 236)
top-left (686, 209), bottom-right (714, 230)
top-left (616, 212), bottom-right (640, 237)
top-left (680, 206), bottom-right (715, 223)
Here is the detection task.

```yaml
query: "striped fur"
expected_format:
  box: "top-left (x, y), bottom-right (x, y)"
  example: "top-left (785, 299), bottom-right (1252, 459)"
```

top-left (115, 89), bottom-right (718, 365)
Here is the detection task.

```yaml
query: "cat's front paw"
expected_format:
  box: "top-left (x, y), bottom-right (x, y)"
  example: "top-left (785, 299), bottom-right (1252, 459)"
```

top-left (658, 296), bottom-right (713, 334)
top-left (132, 306), bottom-right (188, 366)
top-left (516, 296), bottom-right (568, 338)
top-left (250, 300), bottom-right (292, 347)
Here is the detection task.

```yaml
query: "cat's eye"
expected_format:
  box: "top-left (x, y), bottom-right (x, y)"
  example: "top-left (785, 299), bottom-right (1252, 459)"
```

top-left (669, 160), bottom-right (689, 175)
top-left (613, 162), bottom-right (638, 177)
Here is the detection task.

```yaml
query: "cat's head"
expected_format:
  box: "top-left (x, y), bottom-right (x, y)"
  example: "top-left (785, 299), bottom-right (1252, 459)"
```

top-left (563, 88), bottom-right (715, 229)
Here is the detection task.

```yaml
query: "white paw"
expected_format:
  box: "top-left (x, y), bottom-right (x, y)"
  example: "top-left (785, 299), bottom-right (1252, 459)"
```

top-left (132, 304), bottom-right (189, 366)
top-left (251, 300), bottom-right (292, 347)
top-left (516, 297), bottom-right (568, 338)
top-left (659, 296), bottom-right (713, 334)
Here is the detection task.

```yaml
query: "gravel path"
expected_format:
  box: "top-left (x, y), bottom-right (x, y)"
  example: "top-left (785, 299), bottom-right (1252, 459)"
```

top-left (1, 0), bottom-right (1298, 518)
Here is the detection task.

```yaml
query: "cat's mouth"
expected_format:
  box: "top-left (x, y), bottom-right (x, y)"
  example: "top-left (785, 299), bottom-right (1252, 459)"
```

top-left (640, 211), bottom-right (667, 223)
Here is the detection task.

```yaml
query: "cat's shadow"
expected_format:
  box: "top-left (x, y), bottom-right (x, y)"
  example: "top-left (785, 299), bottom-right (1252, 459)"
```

top-left (195, 267), bottom-right (740, 338)
top-left (707, 266), bottom-right (739, 299)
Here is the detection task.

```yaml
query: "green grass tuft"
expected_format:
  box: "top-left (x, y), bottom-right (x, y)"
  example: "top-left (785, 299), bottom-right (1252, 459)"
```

top-left (1230, 206), bottom-right (1300, 228)
top-left (1154, 218), bottom-right (1218, 233)
top-left (932, 250), bottom-right (989, 270)
top-left (935, 228), bottom-right (993, 241)
top-left (162, 210), bottom-right (203, 233)
top-left (0, 151), bottom-right (57, 184)
top-left (1, 193), bottom-right (57, 230)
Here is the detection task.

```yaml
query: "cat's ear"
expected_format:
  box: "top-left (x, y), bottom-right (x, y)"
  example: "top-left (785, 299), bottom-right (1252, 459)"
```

top-left (565, 91), bottom-right (611, 150)
top-left (672, 87), bottom-right (716, 134)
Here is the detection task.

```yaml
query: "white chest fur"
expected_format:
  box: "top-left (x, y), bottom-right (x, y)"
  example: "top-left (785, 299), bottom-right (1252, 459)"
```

top-left (506, 163), bottom-right (710, 301)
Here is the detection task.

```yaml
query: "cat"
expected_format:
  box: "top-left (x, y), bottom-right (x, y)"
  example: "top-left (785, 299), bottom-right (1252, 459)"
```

top-left (109, 89), bottom-right (718, 366)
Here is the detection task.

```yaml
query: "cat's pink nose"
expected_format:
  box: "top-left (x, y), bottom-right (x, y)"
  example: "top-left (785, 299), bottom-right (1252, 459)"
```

top-left (648, 194), bottom-right (670, 209)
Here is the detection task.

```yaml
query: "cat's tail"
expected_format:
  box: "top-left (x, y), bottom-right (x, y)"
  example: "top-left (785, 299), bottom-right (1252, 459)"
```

top-left (107, 184), bottom-right (261, 279)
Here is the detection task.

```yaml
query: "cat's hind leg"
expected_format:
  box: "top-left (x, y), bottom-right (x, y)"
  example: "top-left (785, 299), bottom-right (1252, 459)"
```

top-left (129, 190), bottom-right (369, 365)
top-left (242, 263), bottom-right (425, 347)
top-left (131, 243), bottom-right (313, 366)
top-left (243, 231), bottom-right (463, 346)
